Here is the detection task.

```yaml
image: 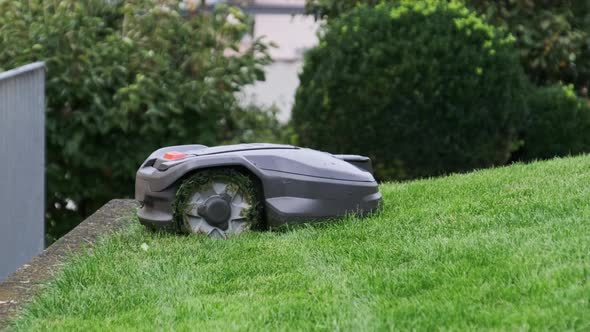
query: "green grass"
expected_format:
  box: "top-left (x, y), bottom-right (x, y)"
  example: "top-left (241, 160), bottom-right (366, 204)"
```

top-left (12, 156), bottom-right (590, 331)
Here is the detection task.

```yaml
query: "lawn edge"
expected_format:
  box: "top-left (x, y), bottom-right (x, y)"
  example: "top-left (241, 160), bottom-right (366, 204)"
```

top-left (0, 199), bottom-right (138, 330)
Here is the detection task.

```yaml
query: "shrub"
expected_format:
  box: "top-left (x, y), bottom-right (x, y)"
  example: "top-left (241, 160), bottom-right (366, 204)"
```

top-left (305, 0), bottom-right (378, 19)
top-left (0, 0), bottom-right (274, 242)
top-left (305, 0), bottom-right (590, 91)
top-left (517, 85), bottom-right (590, 161)
top-left (292, 1), bottom-right (528, 181)
top-left (467, 0), bottom-right (590, 91)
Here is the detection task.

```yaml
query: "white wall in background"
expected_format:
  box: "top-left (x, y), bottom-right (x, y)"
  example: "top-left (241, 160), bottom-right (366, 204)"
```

top-left (240, 9), bottom-right (320, 122)
top-left (241, 61), bottom-right (304, 122)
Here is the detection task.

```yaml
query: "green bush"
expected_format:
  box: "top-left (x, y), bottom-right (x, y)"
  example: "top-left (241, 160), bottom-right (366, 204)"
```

top-left (293, 1), bottom-right (528, 181)
top-left (517, 85), bottom-right (590, 161)
top-left (467, 0), bottom-right (590, 90)
top-left (0, 0), bottom-right (275, 242)
top-left (305, 0), bottom-right (590, 91)
top-left (305, 0), bottom-right (378, 19)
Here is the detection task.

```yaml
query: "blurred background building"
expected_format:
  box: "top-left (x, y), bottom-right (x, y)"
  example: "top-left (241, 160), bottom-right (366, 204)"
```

top-left (239, 0), bottom-right (319, 122)
top-left (187, 0), bottom-right (320, 122)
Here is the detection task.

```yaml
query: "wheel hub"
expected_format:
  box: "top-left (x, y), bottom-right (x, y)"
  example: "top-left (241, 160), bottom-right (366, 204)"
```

top-left (197, 195), bottom-right (231, 226)
top-left (183, 180), bottom-right (252, 239)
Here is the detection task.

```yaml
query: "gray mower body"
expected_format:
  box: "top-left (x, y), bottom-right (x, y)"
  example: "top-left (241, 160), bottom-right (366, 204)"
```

top-left (135, 143), bottom-right (381, 229)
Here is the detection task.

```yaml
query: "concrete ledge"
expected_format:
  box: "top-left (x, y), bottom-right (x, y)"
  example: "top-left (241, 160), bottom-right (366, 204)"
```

top-left (0, 199), bottom-right (138, 329)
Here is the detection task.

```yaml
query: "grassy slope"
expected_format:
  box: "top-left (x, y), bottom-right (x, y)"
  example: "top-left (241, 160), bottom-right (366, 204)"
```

top-left (12, 156), bottom-right (590, 331)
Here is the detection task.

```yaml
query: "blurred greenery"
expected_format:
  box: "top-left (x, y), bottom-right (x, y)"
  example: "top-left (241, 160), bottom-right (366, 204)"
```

top-left (305, 0), bottom-right (379, 19)
top-left (517, 84), bottom-right (590, 162)
top-left (468, 0), bottom-right (590, 91)
top-left (299, 0), bottom-right (590, 174)
top-left (293, 1), bottom-right (528, 181)
top-left (305, 0), bottom-right (590, 90)
top-left (0, 0), bottom-right (280, 242)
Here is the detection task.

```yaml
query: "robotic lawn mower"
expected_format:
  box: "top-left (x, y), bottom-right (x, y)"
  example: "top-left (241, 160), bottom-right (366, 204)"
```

top-left (135, 143), bottom-right (382, 238)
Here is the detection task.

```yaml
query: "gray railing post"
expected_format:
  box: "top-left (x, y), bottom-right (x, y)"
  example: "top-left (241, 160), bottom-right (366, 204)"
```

top-left (0, 62), bottom-right (46, 281)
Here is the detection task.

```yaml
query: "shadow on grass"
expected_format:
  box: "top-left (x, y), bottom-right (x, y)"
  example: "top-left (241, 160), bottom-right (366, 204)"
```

top-left (134, 206), bottom-right (385, 239)
top-left (269, 207), bottom-right (385, 235)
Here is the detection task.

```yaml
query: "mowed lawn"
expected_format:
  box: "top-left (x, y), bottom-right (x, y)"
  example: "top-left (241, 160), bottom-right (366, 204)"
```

top-left (12, 156), bottom-right (590, 331)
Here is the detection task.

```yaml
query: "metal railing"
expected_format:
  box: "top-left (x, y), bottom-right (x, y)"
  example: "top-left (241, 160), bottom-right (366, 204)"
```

top-left (0, 62), bottom-right (45, 281)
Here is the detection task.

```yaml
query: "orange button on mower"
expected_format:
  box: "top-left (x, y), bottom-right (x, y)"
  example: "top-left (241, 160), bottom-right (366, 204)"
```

top-left (163, 151), bottom-right (188, 160)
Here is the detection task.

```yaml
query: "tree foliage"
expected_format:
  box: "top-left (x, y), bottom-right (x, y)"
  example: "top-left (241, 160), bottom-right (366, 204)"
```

top-left (293, 1), bottom-right (528, 180)
top-left (468, 0), bottom-right (590, 90)
top-left (0, 0), bottom-right (273, 241)
top-left (305, 0), bottom-right (590, 90)
top-left (305, 0), bottom-right (378, 19)
top-left (518, 84), bottom-right (590, 161)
